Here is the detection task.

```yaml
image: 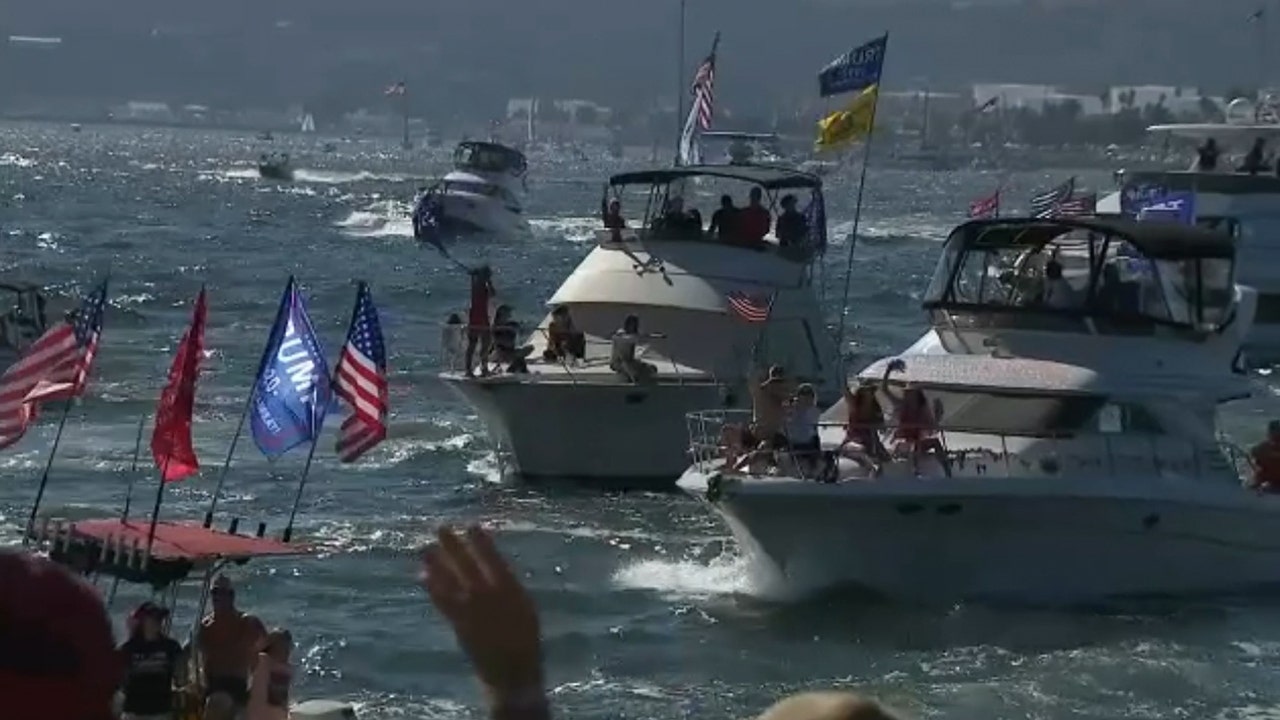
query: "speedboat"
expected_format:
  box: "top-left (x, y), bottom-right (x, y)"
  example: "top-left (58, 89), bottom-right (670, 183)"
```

top-left (439, 163), bottom-right (842, 487)
top-left (257, 152), bottom-right (293, 181)
top-left (678, 215), bottom-right (1273, 603)
top-left (412, 141), bottom-right (530, 240)
top-left (701, 131), bottom-right (786, 165)
top-left (1096, 93), bottom-right (1280, 364)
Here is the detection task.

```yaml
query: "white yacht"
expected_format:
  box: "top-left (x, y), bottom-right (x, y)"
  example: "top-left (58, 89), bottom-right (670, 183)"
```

top-left (1096, 95), bottom-right (1280, 363)
top-left (678, 215), bottom-right (1274, 603)
top-left (413, 141), bottom-right (530, 240)
top-left (439, 164), bottom-right (843, 486)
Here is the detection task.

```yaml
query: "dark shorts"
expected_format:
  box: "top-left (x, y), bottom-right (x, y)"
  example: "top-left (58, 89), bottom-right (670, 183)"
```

top-left (205, 675), bottom-right (249, 707)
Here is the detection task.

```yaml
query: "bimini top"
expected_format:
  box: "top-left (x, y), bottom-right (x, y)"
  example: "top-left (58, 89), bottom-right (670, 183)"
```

top-left (609, 163), bottom-right (821, 191)
top-left (957, 216), bottom-right (1235, 260)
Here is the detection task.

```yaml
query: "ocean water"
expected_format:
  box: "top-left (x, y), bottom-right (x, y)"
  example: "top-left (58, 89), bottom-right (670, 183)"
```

top-left (3, 121), bottom-right (1280, 719)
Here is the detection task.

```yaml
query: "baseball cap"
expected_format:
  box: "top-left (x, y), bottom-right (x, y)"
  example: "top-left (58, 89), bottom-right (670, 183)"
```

top-left (0, 550), bottom-right (120, 720)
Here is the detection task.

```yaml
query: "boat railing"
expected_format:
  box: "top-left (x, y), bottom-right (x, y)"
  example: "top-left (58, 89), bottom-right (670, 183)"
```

top-left (438, 322), bottom-right (720, 387)
top-left (593, 228), bottom-right (820, 264)
top-left (685, 408), bottom-right (1253, 484)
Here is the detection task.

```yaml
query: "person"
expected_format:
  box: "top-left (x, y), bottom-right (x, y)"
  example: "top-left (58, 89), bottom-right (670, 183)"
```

top-left (119, 601), bottom-right (184, 720)
top-left (1240, 137), bottom-right (1268, 175)
top-left (738, 186), bottom-right (771, 243)
top-left (1194, 138), bottom-right (1219, 171)
top-left (839, 384), bottom-right (888, 473)
top-left (653, 196), bottom-right (686, 235)
top-left (1042, 259), bottom-right (1077, 309)
top-left (708, 194), bottom-right (738, 241)
top-left (602, 198), bottom-right (626, 242)
top-left (0, 550), bottom-right (121, 720)
top-left (1250, 420), bottom-right (1280, 492)
top-left (783, 383), bottom-right (823, 477)
top-left (685, 207), bottom-right (704, 238)
top-left (609, 314), bottom-right (658, 383)
top-left (466, 265), bottom-right (496, 378)
top-left (747, 365), bottom-right (794, 451)
top-left (880, 359), bottom-right (950, 477)
top-left (246, 630), bottom-right (293, 720)
top-left (196, 575), bottom-right (267, 720)
top-left (490, 305), bottom-right (532, 374)
top-left (543, 305), bottom-right (585, 363)
top-left (775, 194), bottom-right (808, 248)
top-left (442, 313), bottom-right (465, 370)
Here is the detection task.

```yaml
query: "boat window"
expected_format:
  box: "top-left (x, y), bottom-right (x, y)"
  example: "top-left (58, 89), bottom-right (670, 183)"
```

top-left (445, 179), bottom-right (498, 197)
top-left (1094, 402), bottom-right (1163, 434)
top-left (925, 390), bottom-right (1104, 435)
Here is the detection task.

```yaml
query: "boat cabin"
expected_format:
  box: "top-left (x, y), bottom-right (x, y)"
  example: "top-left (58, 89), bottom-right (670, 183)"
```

top-left (923, 216), bottom-right (1237, 339)
top-left (0, 281), bottom-right (49, 353)
top-left (454, 141), bottom-right (528, 177)
top-left (599, 164), bottom-right (827, 262)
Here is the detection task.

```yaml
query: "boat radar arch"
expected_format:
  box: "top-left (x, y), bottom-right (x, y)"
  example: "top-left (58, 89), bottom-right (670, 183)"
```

top-left (1226, 97), bottom-right (1258, 125)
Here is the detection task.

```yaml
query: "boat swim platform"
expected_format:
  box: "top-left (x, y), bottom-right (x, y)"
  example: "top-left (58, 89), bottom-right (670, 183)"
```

top-left (27, 517), bottom-right (312, 589)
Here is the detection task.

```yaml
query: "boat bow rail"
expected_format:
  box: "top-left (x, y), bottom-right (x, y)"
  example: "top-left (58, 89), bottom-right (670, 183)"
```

top-left (685, 408), bottom-right (1252, 484)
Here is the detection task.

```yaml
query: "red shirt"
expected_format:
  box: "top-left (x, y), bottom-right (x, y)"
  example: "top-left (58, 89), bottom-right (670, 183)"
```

top-left (469, 276), bottom-right (493, 328)
top-left (739, 205), bottom-right (771, 242)
top-left (1252, 440), bottom-right (1280, 490)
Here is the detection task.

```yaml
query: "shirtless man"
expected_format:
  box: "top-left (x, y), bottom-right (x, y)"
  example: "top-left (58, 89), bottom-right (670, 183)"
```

top-left (197, 575), bottom-right (267, 720)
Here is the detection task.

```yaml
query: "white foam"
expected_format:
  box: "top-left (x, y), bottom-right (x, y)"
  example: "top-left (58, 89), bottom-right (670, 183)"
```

top-left (611, 546), bottom-right (792, 601)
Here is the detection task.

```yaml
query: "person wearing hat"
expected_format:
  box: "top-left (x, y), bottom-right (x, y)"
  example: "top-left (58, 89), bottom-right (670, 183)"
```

top-left (0, 550), bottom-right (121, 720)
top-left (1250, 420), bottom-right (1280, 492)
top-left (119, 601), bottom-right (184, 720)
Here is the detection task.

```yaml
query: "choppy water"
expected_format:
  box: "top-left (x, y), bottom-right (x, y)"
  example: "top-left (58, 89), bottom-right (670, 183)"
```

top-left (4, 121), bottom-right (1280, 719)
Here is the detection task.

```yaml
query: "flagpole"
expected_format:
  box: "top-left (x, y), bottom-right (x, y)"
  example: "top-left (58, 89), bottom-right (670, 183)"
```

top-left (402, 82), bottom-right (410, 149)
top-left (145, 454), bottom-right (175, 557)
top-left (674, 0), bottom-right (686, 162)
top-left (282, 433), bottom-right (321, 543)
top-left (834, 34), bottom-right (889, 372)
top-left (119, 412), bottom-right (149, 520)
top-left (22, 397), bottom-right (74, 545)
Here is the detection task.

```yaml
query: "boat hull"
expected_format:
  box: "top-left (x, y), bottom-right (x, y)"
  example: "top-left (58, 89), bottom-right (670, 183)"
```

top-left (441, 375), bottom-right (740, 487)
top-left (257, 166), bottom-right (293, 181)
top-left (679, 471), bottom-right (1280, 603)
top-left (434, 192), bottom-right (529, 240)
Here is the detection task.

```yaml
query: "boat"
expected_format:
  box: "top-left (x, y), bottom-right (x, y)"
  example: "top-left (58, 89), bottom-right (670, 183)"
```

top-left (701, 131), bottom-right (786, 165)
top-left (257, 152), bottom-right (293, 181)
top-left (678, 215), bottom-right (1269, 603)
top-left (27, 518), bottom-right (359, 719)
top-left (1096, 93), bottom-right (1280, 364)
top-left (412, 141), bottom-right (530, 239)
top-left (0, 281), bottom-right (54, 361)
top-left (439, 163), bottom-right (842, 486)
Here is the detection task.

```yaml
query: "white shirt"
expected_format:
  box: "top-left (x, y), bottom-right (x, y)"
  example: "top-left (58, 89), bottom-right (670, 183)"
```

top-left (785, 404), bottom-right (820, 442)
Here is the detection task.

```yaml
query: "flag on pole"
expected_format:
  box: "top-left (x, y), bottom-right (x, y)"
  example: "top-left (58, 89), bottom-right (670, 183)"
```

top-left (0, 279), bottom-right (108, 449)
top-left (249, 277), bottom-right (332, 459)
top-left (385, 81), bottom-right (406, 96)
top-left (151, 288), bottom-right (207, 483)
top-left (815, 84), bottom-right (879, 150)
top-left (1029, 177), bottom-right (1075, 218)
top-left (333, 282), bottom-right (388, 463)
top-left (678, 33), bottom-right (719, 166)
top-left (1052, 192), bottom-right (1097, 217)
top-left (726, 291), bottom-right (774, 323)
top-left (968, 190), bottom-right (1000, 219)
top-left (818, 34), bottom-right (887, 97)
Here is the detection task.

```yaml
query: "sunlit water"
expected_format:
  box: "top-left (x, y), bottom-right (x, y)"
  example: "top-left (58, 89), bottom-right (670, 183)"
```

top-left (2, 121), bottom-right (1280, 719)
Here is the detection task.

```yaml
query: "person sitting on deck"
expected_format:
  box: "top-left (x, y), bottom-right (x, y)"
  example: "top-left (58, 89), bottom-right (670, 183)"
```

top-left (732, 365), bottom-right (795, 474)
top-left (783, 383), bottom-right (823, 477)
top-left (119, 601), bottom-right (184, 720)
top-left (839, 383), bottom-right (889, 474)
top-left (1249, 419), bottom-right (1280, 493)
top-left (708, 194), bottom-right (738, 241)
top-left (609, 314), bottom-right (659, 383)
top-left (1239, 137), bottom-right (1269, 175)
top-left (880, 359), bottom-right (951, 477)
top-left (247, 629), bottom-right (293, 720)
top-left (652, 196), bottom-right (686, 236)
top-left (775, 194), bottom-right (808, 249)
top-left (196, 575), bottom-right (267, 720)
top-left (602, 198), bottom-right (626, 241)
top-left (738, 187), bottom-right (771, 244)
top-left (1194, 138), bottom-right (1220, 171)
top-left (441, 313), bottom-right (465, 370)
top-left (543, 305), bottom-right (586, 363)
top-left (1041, 259), bottom-right (1078, 310)
top-left (490, 305), bottom-right (533, 374)
top-left (685, 207), bottom-right (704, 238)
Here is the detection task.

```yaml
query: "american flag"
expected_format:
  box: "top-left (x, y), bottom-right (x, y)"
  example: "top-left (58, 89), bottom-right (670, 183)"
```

top-left (333, 282), bottom-right (388, 463)
top-left (726, 291), bottom-right (773, 323)
top-left (1030, 177), bottom-right (1075, 218)
top-left (691, 40), bottom-right (717, 131)
top-left (968, 191), bottom-right (1000, 219)
top-left (1052, 192), bottom-right (1097, 217)
top-left (385, 81), bottom-right (406, 96)
top-left (0, 280), bottom-right (107, 449)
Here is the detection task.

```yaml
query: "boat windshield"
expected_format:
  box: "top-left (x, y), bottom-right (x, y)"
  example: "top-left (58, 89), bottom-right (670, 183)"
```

top-left (454, 142), bottom-right (528, 176)
top-left (445, 179), bottom-right (519, 206)
top-left (923, 218), bottom-right (1236, 333)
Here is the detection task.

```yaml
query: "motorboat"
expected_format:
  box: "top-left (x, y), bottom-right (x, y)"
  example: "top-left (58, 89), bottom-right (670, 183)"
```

top-left (701, 131), bottom-right (786, 165)
top-left (412, 141), bottom-right (530, 240)
top-left (439, 163), bottom-right (842, 487)
top-left (678, 216), bottom-right (1273, 603)
top-left (0, 281), bottom-right (55, 362)
top-left (1096, 93), bottom-right (1280, 364)
top-left (256, 152), bottom-right (293, 181)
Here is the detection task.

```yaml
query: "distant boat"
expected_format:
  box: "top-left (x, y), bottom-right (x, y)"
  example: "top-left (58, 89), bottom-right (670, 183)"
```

top-left (412, 141), bottom-right (530, 239)
top-left (257, 152), bottom-right (293, 181)
top-left (300, 113), bottom-right (316, 133)
top-left (258, 130), bottom-right (274, 141)
top-left (69, 123), bottom-right (81, 133)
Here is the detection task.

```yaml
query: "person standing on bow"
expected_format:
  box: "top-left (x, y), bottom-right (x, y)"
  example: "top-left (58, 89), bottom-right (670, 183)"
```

top-left (119, 601), bottom-right (184, 720)
top-left (466, 265), bottom-right (496, 378)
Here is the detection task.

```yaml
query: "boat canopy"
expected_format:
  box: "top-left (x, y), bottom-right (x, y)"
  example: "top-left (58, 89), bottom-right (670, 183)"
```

top-left (923, 216), bottom-right (1238, 334)
top-left (609, 164), bottom-right (820, 190)
top-left (454, 141), bottom-right (528, 176)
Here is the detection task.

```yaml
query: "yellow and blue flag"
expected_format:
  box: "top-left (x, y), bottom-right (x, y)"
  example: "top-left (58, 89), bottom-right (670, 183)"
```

top-left (818, 34), bottom-right (887, 97)
top-left (815, 84), bottom-right (878, 150)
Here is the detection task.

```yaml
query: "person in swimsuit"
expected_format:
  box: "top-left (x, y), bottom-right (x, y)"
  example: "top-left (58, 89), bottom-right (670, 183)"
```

top-left (465, 265), bottom-right (496, 377)
top-left (247, 630), bottom-right (293, 720)
top-left (196, 575), bottom-right (267, 720)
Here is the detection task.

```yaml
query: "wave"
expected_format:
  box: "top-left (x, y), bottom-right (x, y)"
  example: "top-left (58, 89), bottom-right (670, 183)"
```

top-left (207, 166), bottom-right (416, 184)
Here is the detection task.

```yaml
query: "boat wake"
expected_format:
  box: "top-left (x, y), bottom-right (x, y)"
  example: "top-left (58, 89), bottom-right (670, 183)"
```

top-left (212, 166), bottom-right (412, 184)
top-left (612, 544), bottom-right (794, 602)
top-left (335, 201), bottom-right (413, 238)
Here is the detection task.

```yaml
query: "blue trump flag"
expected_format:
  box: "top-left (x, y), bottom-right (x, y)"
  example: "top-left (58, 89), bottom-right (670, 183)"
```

top-left (1119, 182), bottom-right (1168, 217)
top-left (249, 277), bottom-right (333, 459)
top-left (818, 34), bottom-right (888, 98)
top-left (1137, 191), bottom-right (1197, 225)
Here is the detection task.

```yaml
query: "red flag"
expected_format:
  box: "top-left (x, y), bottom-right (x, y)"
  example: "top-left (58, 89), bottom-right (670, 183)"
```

top-left (151, 288), bottom-right (207, 483)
